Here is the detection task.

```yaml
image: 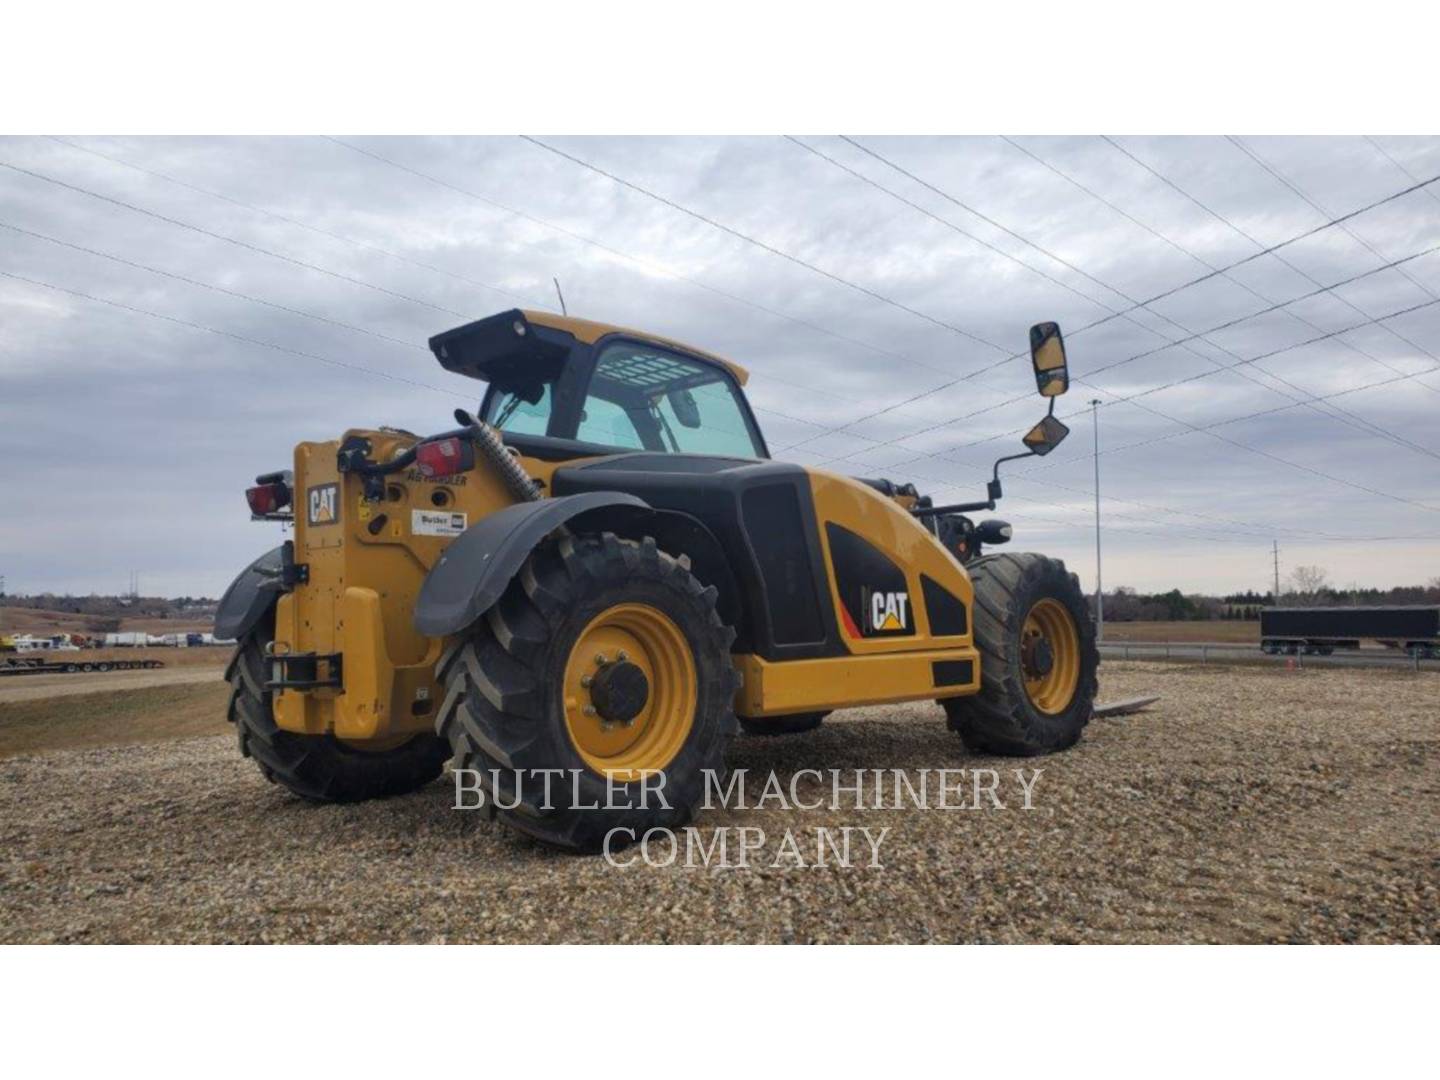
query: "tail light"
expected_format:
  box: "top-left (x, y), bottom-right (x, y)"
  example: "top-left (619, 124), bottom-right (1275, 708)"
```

top-left (415, 436), bottom-right (475, 479)
top-left (246, 472), bottom-right (293, 517)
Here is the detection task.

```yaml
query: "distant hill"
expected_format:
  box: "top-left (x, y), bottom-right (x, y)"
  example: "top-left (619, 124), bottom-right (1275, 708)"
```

top-left (0, 595), bottom-right (216, 636)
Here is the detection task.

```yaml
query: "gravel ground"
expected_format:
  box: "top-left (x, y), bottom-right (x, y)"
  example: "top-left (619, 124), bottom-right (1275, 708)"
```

top-left (1, 661), bottom-right (1435, 943)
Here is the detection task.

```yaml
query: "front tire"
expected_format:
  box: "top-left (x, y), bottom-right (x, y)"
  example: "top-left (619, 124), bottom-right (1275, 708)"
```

top-left (226, 617), bottom-right (451, 802)
top-left (944, 553), bottom-right (1098, 756)
top-left (436, 532), bottom-right (739, 853)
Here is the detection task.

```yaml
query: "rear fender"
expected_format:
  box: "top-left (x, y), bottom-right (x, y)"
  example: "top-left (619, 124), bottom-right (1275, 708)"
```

top-left (413, 492), bottom-right (648, 637)
top-left (215, 546), bottom-right (284, 641)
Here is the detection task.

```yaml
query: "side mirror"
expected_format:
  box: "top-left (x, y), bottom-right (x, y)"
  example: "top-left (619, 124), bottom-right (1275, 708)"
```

top-left (667, 387), bottom-right (702, 428)
top-left (1022, 414), bottom-right (1070, 456)
top-left (1030, 322), bottom-right (1069, 397)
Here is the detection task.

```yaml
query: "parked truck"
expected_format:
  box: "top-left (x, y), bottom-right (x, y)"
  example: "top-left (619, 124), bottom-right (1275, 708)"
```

top-left (103, 632), bottom-right (152, 648)
top-left (1260, 606), bottom-right (1440, 658)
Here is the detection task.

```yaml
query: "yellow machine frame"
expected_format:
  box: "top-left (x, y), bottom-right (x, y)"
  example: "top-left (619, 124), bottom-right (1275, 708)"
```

top-left (271, 432), bottom-right (980, 742)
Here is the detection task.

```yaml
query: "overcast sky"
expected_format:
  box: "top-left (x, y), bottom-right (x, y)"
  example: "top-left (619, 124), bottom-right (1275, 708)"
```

top-left (2, 135), bottom-right (1439, 599)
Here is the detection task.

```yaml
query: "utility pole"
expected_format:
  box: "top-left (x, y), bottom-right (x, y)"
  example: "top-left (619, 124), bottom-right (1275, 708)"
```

top-left (1272, 541), bottom-right (1280, 603)
top-left (1090, 398), bottom-right (1103, 641)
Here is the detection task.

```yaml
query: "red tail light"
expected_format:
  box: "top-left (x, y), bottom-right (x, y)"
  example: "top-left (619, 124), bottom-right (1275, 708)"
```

top-left (246, 482), bottom-right (291, 516)
top-left (415, 436), bottom-right (475, 478)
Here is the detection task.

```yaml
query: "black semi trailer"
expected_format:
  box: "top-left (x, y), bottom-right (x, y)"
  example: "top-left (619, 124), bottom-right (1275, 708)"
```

top-left (1260, 606), bottom-right (1440, 658)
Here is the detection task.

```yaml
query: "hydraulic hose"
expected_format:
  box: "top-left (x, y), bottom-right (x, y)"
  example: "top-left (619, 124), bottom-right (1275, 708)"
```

top-left (454, 409), bottom-right (541, 503)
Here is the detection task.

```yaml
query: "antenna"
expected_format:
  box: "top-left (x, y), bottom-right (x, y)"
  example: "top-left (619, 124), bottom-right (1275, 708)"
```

top-left (553, 277), bottom-right (568, 316)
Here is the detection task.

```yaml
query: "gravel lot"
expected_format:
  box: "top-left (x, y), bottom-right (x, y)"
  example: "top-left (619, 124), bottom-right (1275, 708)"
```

top-left (1, 661), bottom-right (1435, 943)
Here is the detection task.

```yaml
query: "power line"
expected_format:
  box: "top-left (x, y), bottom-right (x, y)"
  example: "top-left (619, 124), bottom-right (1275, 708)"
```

top-left (9, 144), bottom-right (856, 436)
top-left (792, 137), bottom-right (1440, 465)
top-left (328, 136), bottom-right (961, 386)
top-left (1228, 135), bottom-right (1440, 308)
top-left (0, 268), bottom-right (471, 400)
top-left (998, 132), bottom-right (1440, 421)
top-left (879, 292), bottom-right (1440, 506)
top-left (787, 135), bottom-right (1121, 313)
top-left (795, 134), bottom-right (1364, 430)
top-left (0, 235), bottom-right (838, 445)
top-left (0, 219), bottom-right (429, 354)
top-left (774, 147), bottom-right (1440, 452)
top-left (357, 134), bottom-right (1440, 457)
top-left (47, 136), bottom-right (541, 308)
top-left (516, 134), bottom-right (1013, 354)
top-left (0, 251), bottom-right (1331, 549)
top-left (1106, 135), bottom-right (1440, 380)
top-left (794, 216), bottom-right (1440, 470)
top-left (0, 157), bottom-right (477, 320)
top-left (60, 135), bottom-right (887, 410)
top-left (990, 359), bottom-right (1440, 512)
top-left (878, 456), bottom-right (1440, 545)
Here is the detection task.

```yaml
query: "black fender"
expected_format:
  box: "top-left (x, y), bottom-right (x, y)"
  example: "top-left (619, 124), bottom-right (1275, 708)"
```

top-left (414, 492), bottom-right (648, 637)
top-left (215, 546), bottom-right (283, 641)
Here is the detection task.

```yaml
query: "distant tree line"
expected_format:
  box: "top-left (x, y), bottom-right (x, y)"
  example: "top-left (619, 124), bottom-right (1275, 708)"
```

top-left (1090, 569), bottom-right (1440, 622)
top-left (0, 593), bottom-right (218, 619)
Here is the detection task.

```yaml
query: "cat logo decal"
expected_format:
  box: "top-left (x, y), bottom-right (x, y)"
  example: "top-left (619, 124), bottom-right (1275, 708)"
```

top-left (865, 588), bottom-right (910, 635)
top-left (307, 483), bottom-right (339, 526)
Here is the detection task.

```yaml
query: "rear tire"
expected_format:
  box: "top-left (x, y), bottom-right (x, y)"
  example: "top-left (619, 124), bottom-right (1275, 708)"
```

top-left (943, 553), bottom-right (1098, 756)
top-left (226, 617), bottom-right (451, 803)
top-left (436, 532), bottom-right (738, 853)
top-left (739, 711), bottom-right (828, 735)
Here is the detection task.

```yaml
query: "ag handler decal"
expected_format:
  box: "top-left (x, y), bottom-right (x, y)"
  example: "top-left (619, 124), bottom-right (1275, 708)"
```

top-left (307, 483), bottom-right (339, 526)
top-left (825, 522), bottom-right (915, 638)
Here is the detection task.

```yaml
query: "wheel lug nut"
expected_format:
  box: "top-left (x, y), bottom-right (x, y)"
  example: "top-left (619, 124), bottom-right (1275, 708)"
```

top-left (617, 650), bottom-right (629, 662)
top-left (581, 675), bottom-right (593, 688)
top-left (583, 705), bottom-right (596, 716)
top-left (594, 653), bottom-right (607, 666)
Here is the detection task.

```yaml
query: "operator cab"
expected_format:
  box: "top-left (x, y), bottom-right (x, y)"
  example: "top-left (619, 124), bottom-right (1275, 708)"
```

top-left (429, 309), bottom-right (768, 461)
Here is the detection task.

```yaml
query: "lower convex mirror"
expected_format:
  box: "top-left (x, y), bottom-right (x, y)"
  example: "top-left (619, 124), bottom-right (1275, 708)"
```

top-left (1022, 414), bottom-right (1070, 456)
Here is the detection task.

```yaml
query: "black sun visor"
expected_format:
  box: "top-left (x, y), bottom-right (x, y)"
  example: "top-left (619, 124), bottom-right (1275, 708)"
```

top-left (428, 309), bottom-right (574, 386)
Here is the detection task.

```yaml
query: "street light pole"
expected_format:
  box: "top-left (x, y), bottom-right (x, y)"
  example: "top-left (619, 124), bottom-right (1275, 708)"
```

top-left (1090, 398), bottom-right (1103, 642)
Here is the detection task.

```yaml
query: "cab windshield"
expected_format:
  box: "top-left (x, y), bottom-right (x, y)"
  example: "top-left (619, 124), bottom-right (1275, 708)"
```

top-left (486, 341), bottom-right (764, 458)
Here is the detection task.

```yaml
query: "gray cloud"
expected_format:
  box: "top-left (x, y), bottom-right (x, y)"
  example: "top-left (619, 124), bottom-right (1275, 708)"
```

top-left (2, 135), bottom-right (1438, 597)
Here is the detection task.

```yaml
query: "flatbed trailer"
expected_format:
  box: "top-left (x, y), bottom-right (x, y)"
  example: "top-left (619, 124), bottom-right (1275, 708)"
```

top-left (1260, 606), bottom-right (1440, 658)
top-left (0, 656), bottom-right (166, 677)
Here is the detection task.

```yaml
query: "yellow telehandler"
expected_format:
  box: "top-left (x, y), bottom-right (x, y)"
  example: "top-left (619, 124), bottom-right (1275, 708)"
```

top-left (217, 312), bottom-right (1096, 850)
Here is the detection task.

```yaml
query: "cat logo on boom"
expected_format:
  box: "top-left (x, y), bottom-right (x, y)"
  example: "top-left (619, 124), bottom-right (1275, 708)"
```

top-left (864, 588), bottom-right (910, 635)
top-left (307, 483), bottom-right (339, 526)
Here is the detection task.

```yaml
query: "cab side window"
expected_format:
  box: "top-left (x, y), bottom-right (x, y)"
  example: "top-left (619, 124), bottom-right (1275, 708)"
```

top-left (583, 342), bottom-right (763, 457)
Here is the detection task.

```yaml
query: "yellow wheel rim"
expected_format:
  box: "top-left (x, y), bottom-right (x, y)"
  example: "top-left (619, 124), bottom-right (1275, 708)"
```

top-left (562, 603), bottom-right (697, 781)
top-left (1021, 598), bottom-right (1080, 715)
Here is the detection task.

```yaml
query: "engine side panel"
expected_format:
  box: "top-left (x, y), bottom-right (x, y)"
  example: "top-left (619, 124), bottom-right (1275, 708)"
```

top-left (553, 454), bottom-right (980, 715)
top-left (731, 469), bottom-right (980, 717)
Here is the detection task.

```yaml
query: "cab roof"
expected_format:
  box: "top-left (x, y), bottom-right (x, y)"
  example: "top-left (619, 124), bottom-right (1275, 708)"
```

top-left (428, 308), bottom-right (750, 387)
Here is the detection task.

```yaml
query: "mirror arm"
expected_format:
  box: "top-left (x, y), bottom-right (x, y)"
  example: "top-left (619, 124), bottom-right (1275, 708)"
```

top-left (913, 498), bottom-right (993, 518)
top-left (912, 450), bottom-right (1036, 519)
